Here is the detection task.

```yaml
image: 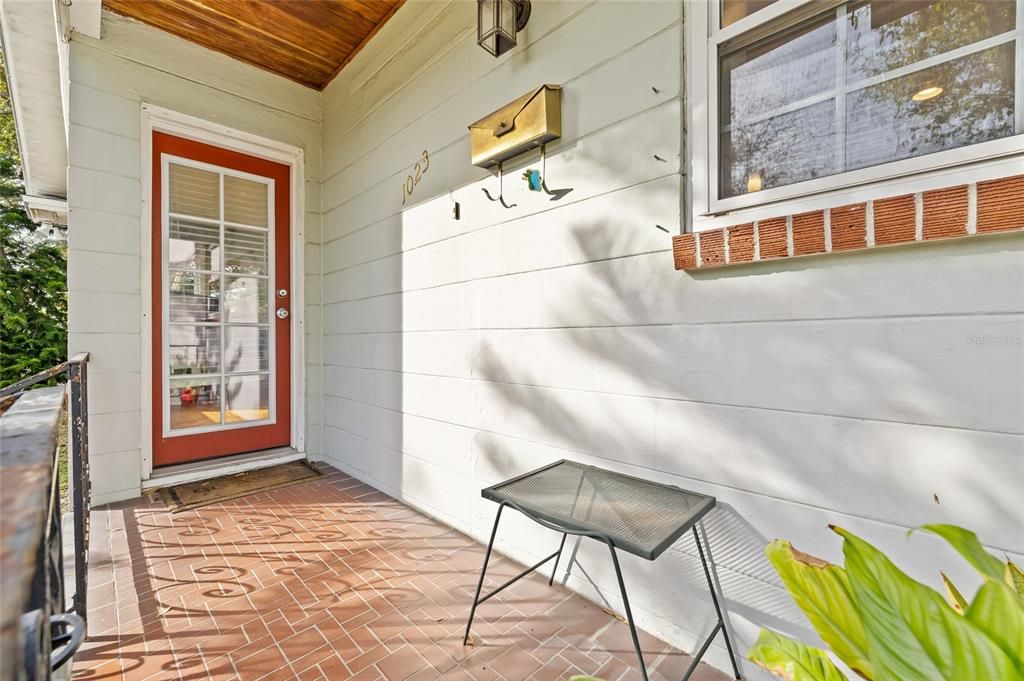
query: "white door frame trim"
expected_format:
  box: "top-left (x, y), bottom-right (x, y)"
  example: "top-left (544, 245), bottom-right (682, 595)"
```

top-left (139, 103), bottom-right (306, 480)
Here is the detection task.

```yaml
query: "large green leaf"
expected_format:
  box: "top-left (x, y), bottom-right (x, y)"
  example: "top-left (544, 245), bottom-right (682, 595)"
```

top-left (765, 541), bottom-right (873, 679)
top-left (965, 580), bottom-right (1024, 676)
top-left (747, 629), bottom-right (849, 681)
top-left (1007, 561), bottom-right (1024, 596)
top-left (835, 526), bottom-right (1022, 681)
top-left (917, 525), bottom-right (1005, 582)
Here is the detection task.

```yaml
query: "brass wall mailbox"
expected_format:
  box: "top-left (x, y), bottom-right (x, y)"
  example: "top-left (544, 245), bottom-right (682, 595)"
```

top-left (469, 84), bottom-right (561, 168)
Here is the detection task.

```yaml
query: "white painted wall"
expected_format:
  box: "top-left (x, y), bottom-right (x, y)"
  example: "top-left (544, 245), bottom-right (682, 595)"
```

top-left (67, 12), bottom-right (323, 506)
top-left (318, 1), bottom-right (1024, 677)
top-left (58, 1), bottom-right (1024, 675)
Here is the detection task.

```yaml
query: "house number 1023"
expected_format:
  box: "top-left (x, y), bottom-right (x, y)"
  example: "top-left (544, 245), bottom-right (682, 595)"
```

top-left (402, 150), bottom-right (430, 205)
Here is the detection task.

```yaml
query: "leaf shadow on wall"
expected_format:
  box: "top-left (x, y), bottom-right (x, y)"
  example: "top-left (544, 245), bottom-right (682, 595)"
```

top-left (468, 220), bottom-right (1021, 674)
top-left (468, 222), bottom-right (823, 675)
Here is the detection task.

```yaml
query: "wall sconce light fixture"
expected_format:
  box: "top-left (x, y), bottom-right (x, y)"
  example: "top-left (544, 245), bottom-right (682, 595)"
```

top-left (477, 0), bottom-right (531, 57)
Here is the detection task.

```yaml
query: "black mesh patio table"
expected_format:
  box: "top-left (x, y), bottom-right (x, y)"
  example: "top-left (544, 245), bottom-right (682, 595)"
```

top-left (464, 460), bottom-right (742, 681)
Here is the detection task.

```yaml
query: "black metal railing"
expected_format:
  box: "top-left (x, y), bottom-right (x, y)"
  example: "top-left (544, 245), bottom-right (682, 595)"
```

top-left (0, 353), bottom-right (91, 680)
top-left (66, 356), bottom-right (91, 625)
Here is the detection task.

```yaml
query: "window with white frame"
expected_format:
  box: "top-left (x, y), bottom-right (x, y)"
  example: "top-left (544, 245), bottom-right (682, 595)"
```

top-left (690, 0), bottom-right (1023, 217)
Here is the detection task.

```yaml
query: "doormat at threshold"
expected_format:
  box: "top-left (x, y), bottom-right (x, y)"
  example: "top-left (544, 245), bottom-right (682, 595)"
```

top-left (159, 460), bottom-right (323, 513)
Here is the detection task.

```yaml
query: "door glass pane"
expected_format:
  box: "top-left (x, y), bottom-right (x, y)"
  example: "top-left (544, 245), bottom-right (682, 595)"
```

top-left (224, 326), bottom-right (270, 373)
top-left (169, 218), bottom-right (220, 271)
top-left (169, 376), bottom-right (222, 430)
top-left (169, 325), bottom-right (221, 375)
top-left (224, 175), bottom-right (268, 227)
top-left (169, 163), bottom-right (220, 219)
top-left (164, 160), bottom-right (275, 435)
top-left (222, 276), bottom-right (268, 324)
top-left (225, 375), bottom-right (270, 423)
top-left (225, 225), bottom-right (268, 275)
top-left (168, 271), bottom-right (221, 323)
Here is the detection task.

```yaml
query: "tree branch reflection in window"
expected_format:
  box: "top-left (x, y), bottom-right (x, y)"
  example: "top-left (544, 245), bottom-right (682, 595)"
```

top-left (719, 0), bottom-right (1017, 199)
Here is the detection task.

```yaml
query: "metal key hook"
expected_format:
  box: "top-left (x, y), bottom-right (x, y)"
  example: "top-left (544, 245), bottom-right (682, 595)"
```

top-left (481, 162), bottom-right (517, 209)
top-left (537, 144), bottom-right (573, 201)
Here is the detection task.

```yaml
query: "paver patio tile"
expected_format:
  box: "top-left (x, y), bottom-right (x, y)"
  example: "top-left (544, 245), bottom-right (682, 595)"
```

top-left (72, 465), bottom-right (728, 681)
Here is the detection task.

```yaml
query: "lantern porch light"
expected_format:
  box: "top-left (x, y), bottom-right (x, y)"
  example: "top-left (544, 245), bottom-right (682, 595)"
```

top-left (477, 0), bottom-right (531, 57)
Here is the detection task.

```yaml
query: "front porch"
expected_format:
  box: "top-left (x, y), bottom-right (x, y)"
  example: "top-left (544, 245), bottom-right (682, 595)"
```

top-left (75, 465), bottom-right (724, 681)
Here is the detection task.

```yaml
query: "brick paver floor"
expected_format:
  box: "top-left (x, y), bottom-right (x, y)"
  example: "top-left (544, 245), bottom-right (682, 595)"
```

top-left (72, 464), bottom-right (727, 681)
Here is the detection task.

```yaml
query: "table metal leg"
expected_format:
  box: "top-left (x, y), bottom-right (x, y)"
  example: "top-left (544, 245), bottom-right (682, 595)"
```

top-left (550, 533), bottom-right (567, 586)
top-left (606, 543), bottom-right (649, 681)
top-left (687, 523), bottom-right (743, 680)
top-left (465, 501), bottom-right (742, 681)
top-left (465, 504), bottom-right (564, 646)
top-left (464, 504), bottom-right (505, 645)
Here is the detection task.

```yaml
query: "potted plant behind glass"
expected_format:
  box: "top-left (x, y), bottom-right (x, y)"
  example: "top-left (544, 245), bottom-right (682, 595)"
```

top-left (171, 354), bottom-right (204, 407)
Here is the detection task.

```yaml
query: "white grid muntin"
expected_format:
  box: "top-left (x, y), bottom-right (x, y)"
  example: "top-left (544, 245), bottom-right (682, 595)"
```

top-left (160, 152), bottom-right (278, 438)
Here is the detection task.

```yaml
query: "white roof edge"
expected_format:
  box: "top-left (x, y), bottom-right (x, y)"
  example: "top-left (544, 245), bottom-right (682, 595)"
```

top-left (0, 0), bottom-right (69, 201)
top-left (0, 0), bottom-right (34, 195)
top-left (24, 195), bottom-right (69, 226)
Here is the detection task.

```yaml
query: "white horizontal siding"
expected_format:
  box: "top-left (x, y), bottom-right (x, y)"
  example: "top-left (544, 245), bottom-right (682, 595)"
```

top-left (322, 315), bottom-right (1023, 434)
top-left (318, 1), bottom-right (1024, 677)
top-left (67, 251), bottom-right (139, 294)
top-left (68, 123), bottom-right (140, 177)
top-left (68, 209), bottom-right (140, 255)
top-left (89, 449), bottom-right (143, 505)
top-left (67, 10), bottom-right (324, 505)
top-left (68, 332), bottom-right (140, 375)
top-left (85, 372), bottom-right (141, 415)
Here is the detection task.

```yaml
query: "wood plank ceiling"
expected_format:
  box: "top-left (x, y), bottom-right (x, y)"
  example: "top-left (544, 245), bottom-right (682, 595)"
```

top-left (102, 0), bottom-right (406, 90)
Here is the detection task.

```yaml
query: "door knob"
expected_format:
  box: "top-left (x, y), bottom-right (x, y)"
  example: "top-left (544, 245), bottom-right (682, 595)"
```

top-left (277, 288), bottom-right (288, 297)
top-left (276, 308), bottom-right (289, 319)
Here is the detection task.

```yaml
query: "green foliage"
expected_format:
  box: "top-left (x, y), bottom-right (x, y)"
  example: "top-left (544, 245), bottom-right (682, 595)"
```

top-left (748, 629), bottom-right (848, 681)
top-left (0, 54), bottom-right (67, 386)
top-left (764, 540), bottom-right (873, 679)
top-left (748, 525), bottom-right (1024, 681)
top-left (916, 524), bottom-right (1005, 582)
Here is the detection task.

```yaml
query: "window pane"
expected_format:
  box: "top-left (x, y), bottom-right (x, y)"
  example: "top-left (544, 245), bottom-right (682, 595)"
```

top-left (224, 326), bottom-right (270, 374)
top-left (225, 225), bottom-right (268, 275)
top-left (846, 0), bottom-right (1015, 82)
top-left (169, 324), bottom-right (221, 375)
top-left (225, 374), bottom-right (270, 424)
top-left (168, 217), bottom-right (220, 271)
top-left (168, 271), bottom-right (220, 323)
top-left (721, 100), bottom-right (836, 198)
top-left (222, 275), bottom-right (268, 324)
top-left (169, 163), bottom-right (219, 220)
top-left (169, 376), bottom-right (222, 430)
top-left (720, 15), bottom-right (836, 129)
top-left (718, 0), bottom-right (1019, 200)
top-left (846, 43), bottom-right (1015, 171)
top-left (722, 0), bottom-right (779, 27)
top-left (224, 175), bottom-right (268, 227)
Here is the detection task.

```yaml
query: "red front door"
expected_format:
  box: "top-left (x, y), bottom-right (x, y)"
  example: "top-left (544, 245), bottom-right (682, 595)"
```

top-left (152, 132), bottom-right (291, 466)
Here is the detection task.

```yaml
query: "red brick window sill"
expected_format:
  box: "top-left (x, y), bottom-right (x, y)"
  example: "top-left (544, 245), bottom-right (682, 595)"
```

top-left (673, 175), bottom-right (1024, 271)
